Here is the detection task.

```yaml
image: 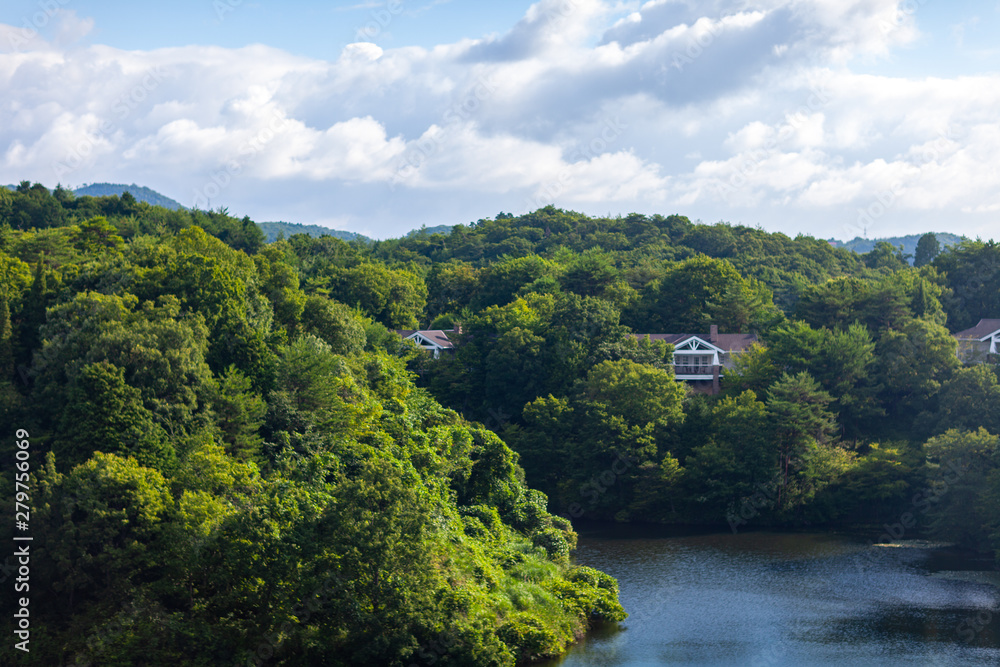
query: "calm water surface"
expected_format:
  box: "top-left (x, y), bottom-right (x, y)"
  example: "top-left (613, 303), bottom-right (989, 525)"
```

top-left (542, 525), bottom-right (1000, 666)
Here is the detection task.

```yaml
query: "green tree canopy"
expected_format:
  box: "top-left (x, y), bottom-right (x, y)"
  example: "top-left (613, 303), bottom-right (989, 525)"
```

top-left (914, 232), bottom-right (940, 268)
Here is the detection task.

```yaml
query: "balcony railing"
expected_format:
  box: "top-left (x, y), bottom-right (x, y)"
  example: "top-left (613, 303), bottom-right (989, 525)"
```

top-left (674, 364), bottom-right (716, 377)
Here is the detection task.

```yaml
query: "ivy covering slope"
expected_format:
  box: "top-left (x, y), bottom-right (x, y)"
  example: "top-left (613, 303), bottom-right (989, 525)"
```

top-left (0, 185), bottom-right (624, 666)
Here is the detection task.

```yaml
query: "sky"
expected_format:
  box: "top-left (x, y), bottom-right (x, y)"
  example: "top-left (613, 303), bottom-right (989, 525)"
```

top-left (1, 0), bottom-right (1000, 240)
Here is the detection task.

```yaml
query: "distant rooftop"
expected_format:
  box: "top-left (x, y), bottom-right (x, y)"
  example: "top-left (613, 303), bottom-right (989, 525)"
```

top-left (395, 329), bottom-right (456, 349)
top-left (633, 332), bottom-right (757, 352)
top-left (954, 319), bottom-right (1000, 340)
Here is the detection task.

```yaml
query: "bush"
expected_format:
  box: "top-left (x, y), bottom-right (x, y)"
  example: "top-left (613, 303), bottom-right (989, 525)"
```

top-left (531, 527), bottom-right (571, 563)
top-left (497, 613), bottom-right (566, 661)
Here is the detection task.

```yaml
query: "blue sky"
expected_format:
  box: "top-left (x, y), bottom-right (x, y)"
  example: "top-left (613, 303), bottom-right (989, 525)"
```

top-left (851, 0), bottom-right (1000, 78)
top-left (2, 0), bottom-right (1000, 239)
top-left (0, 1), bottom-right (533, 60)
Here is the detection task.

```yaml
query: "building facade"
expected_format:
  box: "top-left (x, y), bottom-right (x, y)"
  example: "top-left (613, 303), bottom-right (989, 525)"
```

top-left (954, 319), bottom-right (1000, 365)
top-left (634, 325), bottom-right (757, 394)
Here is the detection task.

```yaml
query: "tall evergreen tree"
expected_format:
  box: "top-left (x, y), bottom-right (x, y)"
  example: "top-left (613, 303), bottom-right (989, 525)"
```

top-left (0, 290), bottom-right (12, 379)
top-left (19, 258), bottom-right (47, 357)
top-left (914, 232), bottom-right (940, 268)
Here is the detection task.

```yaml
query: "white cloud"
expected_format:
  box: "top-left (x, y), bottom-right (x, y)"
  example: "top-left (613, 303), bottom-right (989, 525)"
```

top-left (0, 1), bottom-right (998, 239)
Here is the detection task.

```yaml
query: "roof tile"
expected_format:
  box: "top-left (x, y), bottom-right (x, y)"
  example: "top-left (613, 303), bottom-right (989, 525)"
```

top-left (954, 319), bottom-right (1000, 340)
top-left (633, 332), bottom-right (757, 352)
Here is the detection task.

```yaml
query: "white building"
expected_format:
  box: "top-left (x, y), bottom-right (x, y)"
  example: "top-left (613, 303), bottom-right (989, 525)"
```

top-left (633, 325), bottom-right (758, 394)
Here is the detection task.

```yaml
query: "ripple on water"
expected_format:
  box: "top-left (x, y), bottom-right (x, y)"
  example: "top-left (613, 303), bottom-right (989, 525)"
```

top-left (542, 530), bottom-right (1000, 667)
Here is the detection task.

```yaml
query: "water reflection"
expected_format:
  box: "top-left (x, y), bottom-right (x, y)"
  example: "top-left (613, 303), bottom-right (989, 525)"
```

top-left (542, 526), bottom-right (1000, 666)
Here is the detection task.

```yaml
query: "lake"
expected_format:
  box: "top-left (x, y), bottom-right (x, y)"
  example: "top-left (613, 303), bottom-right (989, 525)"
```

top-left (541, 525), bottom-right (1000, 666)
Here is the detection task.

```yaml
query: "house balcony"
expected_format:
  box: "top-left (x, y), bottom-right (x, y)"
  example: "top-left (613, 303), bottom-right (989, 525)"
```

top-left (673, 364), bottom-right (718, 381)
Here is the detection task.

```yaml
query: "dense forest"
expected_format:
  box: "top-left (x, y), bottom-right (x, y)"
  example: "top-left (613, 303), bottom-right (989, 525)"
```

top-left (0, 183), bottom-right (624, 665)
top-left (2, 181), bottom-right (1000, 664)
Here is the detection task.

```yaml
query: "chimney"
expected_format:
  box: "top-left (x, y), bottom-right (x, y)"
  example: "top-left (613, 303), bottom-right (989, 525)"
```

top-left (453, 322), bottom-right (462, 335)
top-left (710, 324), bottom-right (718, 343)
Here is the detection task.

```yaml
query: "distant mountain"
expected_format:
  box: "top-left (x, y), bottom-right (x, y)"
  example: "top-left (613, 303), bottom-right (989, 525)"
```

top-left (4, 182), bottom-right (368, 243)
top-left (2, 181), bottom-right (974, 257)
top-left (257, 221), bottom-right (371, 244)
top-left (406, 224), bottom-right (455, 238)
top-left (4, 181), bottom-right (186, 210)
top-left (71, 182), bottom-right (187, 211)
top-left (829, 233), bottom-right (965, 263)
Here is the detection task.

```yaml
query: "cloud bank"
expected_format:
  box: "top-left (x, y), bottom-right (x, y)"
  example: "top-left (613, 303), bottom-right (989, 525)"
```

top-left (2, 0), bottom-right (998, 239)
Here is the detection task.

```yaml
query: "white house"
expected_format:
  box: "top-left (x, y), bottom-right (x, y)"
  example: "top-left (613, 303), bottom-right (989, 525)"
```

top-left (396, 324), bottom-right (758, 391)
top-left (395, 328), bottom-right (458, 358)
top-left (634, 325), bottom-right (757, 394)
top-left (954, 319), bottom-right (1000, 364)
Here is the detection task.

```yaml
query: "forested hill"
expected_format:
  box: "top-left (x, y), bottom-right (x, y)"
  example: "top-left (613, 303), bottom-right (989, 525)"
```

top-left (2, 181), bottom-right (969, 258)
top-left (408, 224), bottom-right (456, 237)
top-left (830, 233), bottom-right (964, 260)
top-left (71, 182), bottom-right (187, 210)
top-left (367, 208), bottom-right (909, 312)
top-left (5, 181), bottom-right (188, 211)
top-left (0, 183), bottom-right (625, 665)
top-left (4, 182), bottom-right (1000, 664)
top-left (257, 220), bottom-right (371, 243)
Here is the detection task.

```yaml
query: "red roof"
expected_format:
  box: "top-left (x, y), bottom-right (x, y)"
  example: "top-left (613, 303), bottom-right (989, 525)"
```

top-left (954, 319), bottom-right (1000, 340)
top-left (633, 332), bottom-right (757, 352)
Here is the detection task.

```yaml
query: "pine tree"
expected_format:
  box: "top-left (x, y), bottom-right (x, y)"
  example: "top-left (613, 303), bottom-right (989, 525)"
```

top-left (20, 258), bottom-right (46, 354)
top-left (914, 232), bottom-right (940, 268)
top-left (0, 290), bottom-right (12, 379)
